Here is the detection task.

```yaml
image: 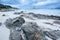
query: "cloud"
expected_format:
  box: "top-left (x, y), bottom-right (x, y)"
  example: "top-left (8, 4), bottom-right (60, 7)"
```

top-left (9, 4), bottom-right (20, 8)
top-left (0, 0), bottom-right (60, 9)
top-left (0, 0), bottom-right (20, 4)
top-left (19, 0), bottom-right (30, 5)
top-left (20, 0), bottom-right (26, 4)
top-left (33, 0), bottom-right (58, 6)
top-left (1, 0), bottom-right (10, 2)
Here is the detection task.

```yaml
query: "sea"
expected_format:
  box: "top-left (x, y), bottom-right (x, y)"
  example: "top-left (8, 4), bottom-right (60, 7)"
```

top-left (14, 9), bottom-right (60, 16)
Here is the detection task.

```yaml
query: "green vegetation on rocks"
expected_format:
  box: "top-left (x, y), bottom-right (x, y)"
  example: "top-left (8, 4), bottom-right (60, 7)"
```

top-left (0, 4), bottom-right (18, 10)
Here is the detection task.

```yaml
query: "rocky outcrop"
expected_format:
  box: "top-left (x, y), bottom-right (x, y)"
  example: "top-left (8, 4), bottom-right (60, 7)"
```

top-left (5, 17), bottom-right (25, 29)
top-left (53, 20), bottom-right (60, 24)
top-left (44, 30), bottom-right (60, 40)
top-left (4, 16), bottom-right (46, 40)
top-left (21, 22), bottom-right (46, 40)
top-left (17, 12), bottom-right (60, 20)
top-left (5, 17), bottom-right (25, 40)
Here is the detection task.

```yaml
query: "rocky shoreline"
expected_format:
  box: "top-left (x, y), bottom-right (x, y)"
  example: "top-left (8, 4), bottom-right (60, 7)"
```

top-left (5, 16), bottom-right (47, 40)
top-left (14, 11), bottom-right (60, 20)
top-left (3, 11), bottom-right (60, 40)
top-left (0, 11), bottom-right (60, 40)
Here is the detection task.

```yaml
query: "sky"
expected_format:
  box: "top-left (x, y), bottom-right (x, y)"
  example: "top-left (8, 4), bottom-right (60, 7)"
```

top-left (0, 0), bottom-right (60, 9)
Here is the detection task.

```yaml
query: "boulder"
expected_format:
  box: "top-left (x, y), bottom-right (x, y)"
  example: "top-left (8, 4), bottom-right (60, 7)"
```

top-left (4, 17), bottom-right (25, 40)
top-left (21, 22), bottom-right (46, 40)
top-left (9, 29), bottom-right (27, 40)
top-left (4, 17), bottom-right (25, 29)
top-left (4, 17), bottom-right (46, 40)
top-left (2, 14), bottom-right (6, 16)
top-left (20, 11), bottom-right (24, 13)
top-left (8, 22), bottom-right (46, 40)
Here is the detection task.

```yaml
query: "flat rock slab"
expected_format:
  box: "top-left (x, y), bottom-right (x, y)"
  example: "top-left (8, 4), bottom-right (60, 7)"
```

top-left (44, 30), bottom-right (60, 40)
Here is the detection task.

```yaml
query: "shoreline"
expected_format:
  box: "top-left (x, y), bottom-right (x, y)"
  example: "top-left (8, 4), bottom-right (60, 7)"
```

top-left (0, 11), bottom-right (60, 40)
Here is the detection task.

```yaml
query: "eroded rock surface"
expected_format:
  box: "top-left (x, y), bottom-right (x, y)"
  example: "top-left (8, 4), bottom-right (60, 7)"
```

top-left (5, 17), bottom-right (25, 29)
top-left (5, 17), bottom-right (25, 40)
top-left (44, 30), bottom-right (60, 40)
top-left (21, 22), bottom-right (46, 40)
top-left (5, 17), bottom-right (46, 40)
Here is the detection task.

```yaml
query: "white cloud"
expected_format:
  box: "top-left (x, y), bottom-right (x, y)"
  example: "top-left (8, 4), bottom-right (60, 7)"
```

top-left (10, 5), bottom-right (20, 8)
top-left (4, 4), bottom-right (20, 8)
top-left (1, 0), bottom-right (10, 2)
top-left (20, 0), bottom-right (26, 4)
top-left (34, 0), bottom-right (58, 6)
top-left (19, 0), bottom-right (29, 5)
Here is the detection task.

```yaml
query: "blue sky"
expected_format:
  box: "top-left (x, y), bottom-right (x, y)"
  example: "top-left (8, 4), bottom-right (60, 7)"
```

top-left (0, 0), bottom-right (60, 9)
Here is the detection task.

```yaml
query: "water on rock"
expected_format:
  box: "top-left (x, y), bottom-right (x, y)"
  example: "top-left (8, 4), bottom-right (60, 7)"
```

top-left (5, 17), bottom-right (46, 40)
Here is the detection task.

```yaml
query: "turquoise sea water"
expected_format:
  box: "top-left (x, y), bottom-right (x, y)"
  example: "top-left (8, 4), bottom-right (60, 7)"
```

top-left (15, 9), bottom-right (60, 16)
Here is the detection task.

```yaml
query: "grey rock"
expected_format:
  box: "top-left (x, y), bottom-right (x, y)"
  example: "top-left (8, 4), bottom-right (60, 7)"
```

top-left (7, 22), bottom-right (46, 40)
top-left (4, 17), bottom-right (25, 40)
top-left (44, 30), bottom-right (60, 40)
top-left (5, 17), bottom-right (46, 40)
top-left (44, 22), bottom-right (53, 25)
top-left (21, 22), bottom-right (46, 40)
top-left (4, 17), bottom-right (25, 29)
top-left (0, 22), bottom-right (2, 26)
top-left (14, 11), bottom-right (24, 15)
top-left (54, 20), bottom-right (60, 24)
top-left (9, 29), bottom-right (27, 40)
top-left (20, 11), bottom-right (24, 13)
top-left (14, 12), bottom-right (21, 14)
top-left (2, 14), bottom-right (6, 16)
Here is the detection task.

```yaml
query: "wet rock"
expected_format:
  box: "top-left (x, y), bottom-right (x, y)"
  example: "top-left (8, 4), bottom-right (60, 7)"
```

top-left (28, 12), bottom-right (34, 14)
top-left (14, 12), bottom-right (21, 14)
top-left (54, 20), bottom-right (60, 24)
top-left (14, 11), bottom-right (24, 15)
top-left (21, 22), bottom-right (46, 40)
top-left (44, 22), bottom-right (53, 25)
top-left (44, 30), bottom-right (60, 40)
top-left (2, 14), bottom-right (6, 16)
top-left (9, 29), bottom-right (27, 40)
top-left (6, 21), bottom-right (46, 40)
top-left (5, 17), bottom-right (46, 40)
top-left (20, 11), bottom-right (24, 13)
top-left (0, 22), bottom-right (2, 26)
top-left (4, 17), bottom-right (25, 40)
top-left (4, 17), bottom-right (25, 29)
